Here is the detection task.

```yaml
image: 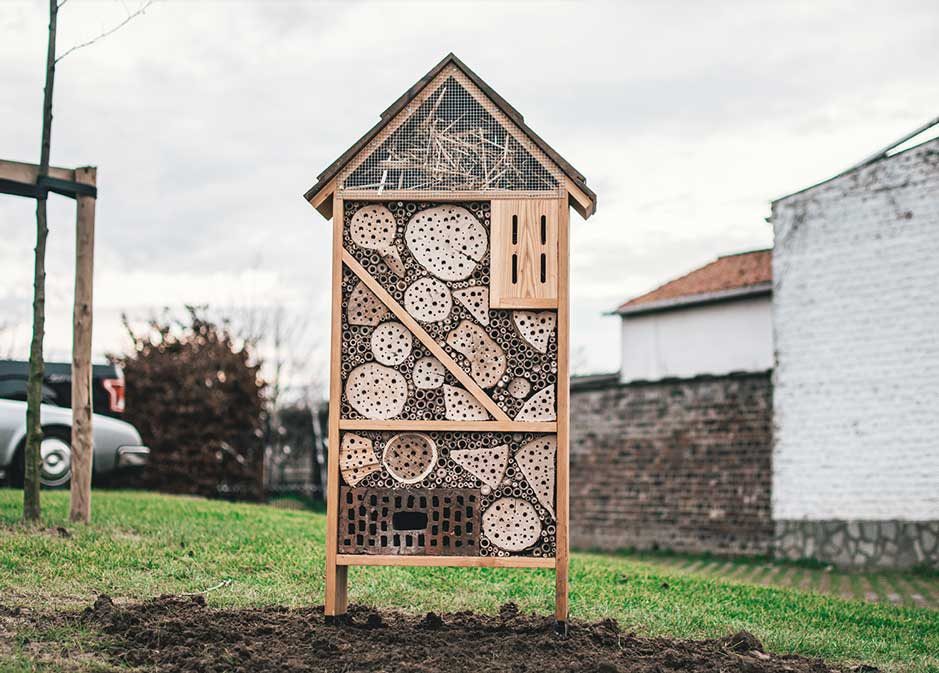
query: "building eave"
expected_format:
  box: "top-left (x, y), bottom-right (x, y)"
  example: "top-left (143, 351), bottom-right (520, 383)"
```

top-left (610, 281), bottom-right (773, 318)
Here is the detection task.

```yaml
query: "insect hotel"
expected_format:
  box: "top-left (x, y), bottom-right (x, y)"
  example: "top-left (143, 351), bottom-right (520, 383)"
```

top-left (304, 54), bottom-right (596, 630)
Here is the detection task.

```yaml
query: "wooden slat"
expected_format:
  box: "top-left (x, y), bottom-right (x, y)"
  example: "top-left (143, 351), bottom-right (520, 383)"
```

top-left (325, 194), bottom-right (348, 616)
top-left (337, 554), bottom-right (555, 569)
top-left (307, 177), bottom-right (335, 220)
top-left (555, 195), bottom-right (571, 623)
top-left (340, 419), bottom-right (556, 432)
top-left (0, 158), bottom-right (75, 185)
top-left (566, 177), bottom-right (595, 219)
top-left (342, 250), bottom-right (511, 422)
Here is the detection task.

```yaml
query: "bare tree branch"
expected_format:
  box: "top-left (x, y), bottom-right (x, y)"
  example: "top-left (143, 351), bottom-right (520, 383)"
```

top-left (55, 0), bottom-right (154, 63)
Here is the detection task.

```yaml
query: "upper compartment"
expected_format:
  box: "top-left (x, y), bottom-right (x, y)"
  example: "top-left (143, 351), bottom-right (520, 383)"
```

top-left (304, 54), bottom-right (597, 220)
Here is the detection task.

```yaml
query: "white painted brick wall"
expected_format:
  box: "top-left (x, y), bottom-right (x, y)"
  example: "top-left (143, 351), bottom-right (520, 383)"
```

top-left (772, 138), bottom-right (939, 521)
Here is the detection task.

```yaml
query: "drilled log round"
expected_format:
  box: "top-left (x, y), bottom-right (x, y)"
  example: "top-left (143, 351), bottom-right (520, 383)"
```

top-left (345, 363), bottom-right (408, 420)
top-left (450, 444), bottom-right (508, 490)
top-left (382, 432), bottom-right (438, 484)
top-left (348, 281), bottom-right (388, 326)
top-left (482, 497), bottom-right (542, 552)
top-left (413, 356), bottom-right (446, 389)
top-left (404, 205), bottom-right (487, 281)
top-left (515, 436), bottom-right (557, 518)
top-left (513, 311), bottom-right (556, 354)
top-left (443, 384), bottom-right (488, 420)
top-left (370, 321), bottom-right (412, 366)
top-left (339, 433), bottom-right (380, 487)
top-left (404, 277), bottom-right (452, 323)
top-left (507, 377), bottom-right (531, 399)
top-left (350, 204), bottom-right (396, 251)
top-left (515, 385), bottom-right (556, 421)
top-left (446, 320), bottom-right (506, 389)
top-left (453, 286), bottom-right (490, 326)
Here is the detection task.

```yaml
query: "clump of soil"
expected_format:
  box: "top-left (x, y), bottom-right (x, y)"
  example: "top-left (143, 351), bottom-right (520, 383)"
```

top-left (66, 594), bottom-right (849, 673)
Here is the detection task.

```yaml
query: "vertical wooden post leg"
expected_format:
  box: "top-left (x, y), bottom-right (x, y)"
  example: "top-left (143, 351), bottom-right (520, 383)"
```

top-left (324, 193), bottom-right (347, 626)
top-left (69, 166), bottom-right (96, 524)
top-left (325, 563), bottom-right (348, 621)
top-left (555, 558), bottom-right (569, 634)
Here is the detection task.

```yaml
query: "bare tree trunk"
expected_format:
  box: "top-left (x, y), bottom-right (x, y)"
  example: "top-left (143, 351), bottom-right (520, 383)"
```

top-left (24, 0), bottom-right (59, 524)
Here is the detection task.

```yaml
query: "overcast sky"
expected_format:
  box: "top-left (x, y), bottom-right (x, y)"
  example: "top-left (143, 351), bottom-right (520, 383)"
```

top-left (2, 0), bottom-right (938, 386)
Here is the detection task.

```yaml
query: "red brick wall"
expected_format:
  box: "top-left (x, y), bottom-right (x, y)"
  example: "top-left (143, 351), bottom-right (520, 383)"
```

top-left (569, 372), bottom-right (773, 555)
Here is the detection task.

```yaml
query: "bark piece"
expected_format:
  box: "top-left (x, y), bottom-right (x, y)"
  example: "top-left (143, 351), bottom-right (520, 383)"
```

top-left (451, 444), bottom-right (509, 489)
top-left (339, 433), bottom-right (380, 487)
top-left (383, 432), bottom-right (438, 484)
top-left (515, 385), bottom-right (556, 422)
top-left (482, 497), bottom-right (542, 552)
top-left (452, 286), bottom-right (490, 326)
top-left (404, 205), bottom-right (487, 281)
top-left (404, 277), bottom-right (452, 323)
top-left (345, 363), bottom-right (408, 420)
top-left (348, 281), bottom-right (388, 326)
top-left (413, 356), bottom-right (445, 389)
top-left (446, 320), bottom-right (506, 389)
top-left (512, 311), bottom-right (556, 354)
top-left (515, 436), bottom-right (557, 518)
top-left (443, 384), bottom-right (488, 421)
top-left (370, 321), bottom-right (412, 366)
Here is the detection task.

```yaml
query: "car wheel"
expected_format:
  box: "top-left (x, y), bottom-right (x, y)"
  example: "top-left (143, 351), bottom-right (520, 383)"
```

top-left (39, 430), bottom-right (72, 488)
top-left (10, 428), bottom-right (72, 489)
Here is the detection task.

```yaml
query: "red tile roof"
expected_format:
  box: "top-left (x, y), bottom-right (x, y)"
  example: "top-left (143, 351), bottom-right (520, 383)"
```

top-left (615, 249), bottom-right (772, 314)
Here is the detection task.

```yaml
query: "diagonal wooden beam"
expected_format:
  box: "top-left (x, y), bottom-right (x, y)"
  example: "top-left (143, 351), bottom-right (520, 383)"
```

top-left (342, 250), bottom-right (511, 422)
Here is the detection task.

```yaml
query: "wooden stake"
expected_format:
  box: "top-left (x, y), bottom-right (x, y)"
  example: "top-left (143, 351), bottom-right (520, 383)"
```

top-left (69, 166), bottom-right (96, 523)
top-left (325, 194), bottom-right (348, 618)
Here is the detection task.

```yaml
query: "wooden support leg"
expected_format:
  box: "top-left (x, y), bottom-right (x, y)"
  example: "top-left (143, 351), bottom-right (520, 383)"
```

top-left (325, 562), bottom-right (348, 623)
top-left (555, 556), bottom-right (569, 635)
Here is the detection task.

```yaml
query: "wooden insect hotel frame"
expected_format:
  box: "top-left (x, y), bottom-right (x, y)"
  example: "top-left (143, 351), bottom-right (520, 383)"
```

top-left (304, 54), bottom-right (596, 631)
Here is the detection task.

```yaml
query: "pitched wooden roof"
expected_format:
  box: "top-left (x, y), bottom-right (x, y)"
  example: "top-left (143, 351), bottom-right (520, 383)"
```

top-left (615, 249), bottom-right (772, 315)
top-left (303, 53), bottom-right (596, 219)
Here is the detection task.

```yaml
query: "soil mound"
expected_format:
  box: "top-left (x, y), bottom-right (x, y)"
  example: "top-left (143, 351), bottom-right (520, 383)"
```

top-left (81, 595), bottom-right (843, 673)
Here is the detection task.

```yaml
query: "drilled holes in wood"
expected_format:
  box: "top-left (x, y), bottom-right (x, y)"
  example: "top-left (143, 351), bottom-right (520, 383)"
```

top-left (446, 320), bottom-right (506, 389)
top-left (452, 286), bottom-right (490, 326)
top-left (515, 385), bottom-right (556, 422)
top-left (345, 363), bottom-right (408, 420)
top-left (339, 433), bottom-right (380, 487)
top-left (404, 276), bottom-right (453, 323)
top-left (443, 384), bottom-right (489, 421)
top-left (404, 205), bottom-right (487, 281)
top-left (382, 432), bottom-right (438, 484)
top-left (482, 497), bottom-right (542, 552)
top-left (513, 311), bottom-right (556, 354)
top-left (412, 356), bottom-right (446, 389)
top-left (450, 444), bottom-right (509, 490)
top-left (515, 436), bottom-right (556, 518)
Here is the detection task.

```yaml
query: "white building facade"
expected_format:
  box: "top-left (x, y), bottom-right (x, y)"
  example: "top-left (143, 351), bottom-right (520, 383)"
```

top-left (771, 137), bottom-right (939, 568)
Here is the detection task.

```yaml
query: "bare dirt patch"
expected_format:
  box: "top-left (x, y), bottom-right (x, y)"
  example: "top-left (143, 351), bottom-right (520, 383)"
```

top-left (11, 595), bottom-right (852, 673)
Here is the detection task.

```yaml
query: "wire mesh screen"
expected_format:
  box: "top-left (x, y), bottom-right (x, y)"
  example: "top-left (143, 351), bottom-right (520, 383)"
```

top-left (342, 74), bottom-right (561, 194)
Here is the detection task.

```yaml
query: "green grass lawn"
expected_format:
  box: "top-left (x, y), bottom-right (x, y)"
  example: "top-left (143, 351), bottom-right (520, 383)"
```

top-left (1, 489), bottom-right (937, 673)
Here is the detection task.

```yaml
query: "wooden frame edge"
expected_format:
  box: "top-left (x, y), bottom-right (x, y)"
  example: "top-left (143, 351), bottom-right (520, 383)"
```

top-left (337, 554), bottom-right (556, 569)
top-left (339, 419), bottom-right (556, 432)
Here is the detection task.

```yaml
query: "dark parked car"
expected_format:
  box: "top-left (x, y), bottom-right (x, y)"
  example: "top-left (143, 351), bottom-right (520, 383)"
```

top-left (0, 359), bottom-right (125, 418)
